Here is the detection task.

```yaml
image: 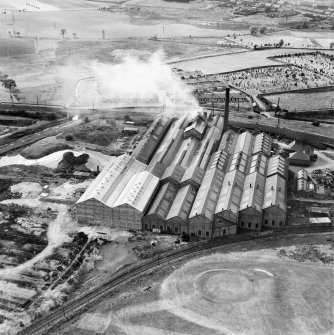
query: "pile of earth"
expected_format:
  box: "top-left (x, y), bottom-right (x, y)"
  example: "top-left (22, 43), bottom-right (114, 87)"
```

top-left (20, 137), bottom-right (72, 159)
top-left (56, 152), bottom-right (90, 173)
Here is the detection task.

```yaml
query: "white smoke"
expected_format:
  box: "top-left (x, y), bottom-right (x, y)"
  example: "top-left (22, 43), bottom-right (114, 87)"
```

top-left (72, 51), bottom-right (201, 117)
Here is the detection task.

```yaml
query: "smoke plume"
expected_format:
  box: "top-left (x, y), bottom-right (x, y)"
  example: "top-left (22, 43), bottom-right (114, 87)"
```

top-left (73, 51), bottom-right (201, 117)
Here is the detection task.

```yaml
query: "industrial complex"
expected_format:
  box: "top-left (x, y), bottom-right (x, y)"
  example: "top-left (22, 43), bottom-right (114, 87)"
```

top-left (76, 107), bottom-right (288, 238)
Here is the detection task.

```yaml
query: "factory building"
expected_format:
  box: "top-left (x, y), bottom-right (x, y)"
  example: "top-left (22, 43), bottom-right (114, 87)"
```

top-left (143, 182), bottom-right (179, 231)
top-left (213, 169), bottom-right (246, 235)
top-left (189, 150), bottom-right (230, 238)
top-left (112, 171), bottom-right (159, 230)
top-left (262, 173), bottom-right (287, 229)
top-left (296, 169), bottom-right (325, 199)
top-left (166, 184), bottom-right (198, 235)
top-left (76, 108), bottom-right (289, 238)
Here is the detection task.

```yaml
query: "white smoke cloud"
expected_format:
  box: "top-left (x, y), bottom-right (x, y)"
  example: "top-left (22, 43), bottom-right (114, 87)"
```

top-left (73, 51), bottom-right (201, 117)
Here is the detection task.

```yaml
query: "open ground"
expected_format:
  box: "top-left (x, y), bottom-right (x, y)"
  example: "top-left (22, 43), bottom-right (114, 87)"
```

top-left (49, 233), bottom-right (334, 335)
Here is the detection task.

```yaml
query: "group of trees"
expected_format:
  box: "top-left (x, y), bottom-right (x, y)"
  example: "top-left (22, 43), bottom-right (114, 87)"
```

top-left (250, 25), bottom-right (267, 35)
top-left (0, 74), bottom-right (16, 90)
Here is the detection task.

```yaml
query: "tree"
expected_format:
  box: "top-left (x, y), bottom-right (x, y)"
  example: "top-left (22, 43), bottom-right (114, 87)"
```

top-left (259, 25), bottom-right (267, 34)
top-left (278, 38), bottom-right (284, 47)
top-left (65, 134), bottom-right (74, 141)
top-left (250, 26), bottom-right (258, 35)
top-left (60, 29), bottom-right (66, 39)
top-left (330, 42), bottom-right (334, 49)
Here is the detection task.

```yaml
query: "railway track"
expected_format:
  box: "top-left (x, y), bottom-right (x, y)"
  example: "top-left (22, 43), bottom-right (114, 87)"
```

top-left (18, 226), bottom-right (333, 335)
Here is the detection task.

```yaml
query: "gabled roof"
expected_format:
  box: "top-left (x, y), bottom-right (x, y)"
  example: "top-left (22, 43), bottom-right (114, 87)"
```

top-left (248, 153), bottom-right (268, 176)
top-left (297, 169), bottom-right (308, 180)
top-left (146, 182), bottom-right (178, 219)
top-left (228, 151), bottom-right (250, 174)
top-left (77, 154), bottom-right (131, 204)
top-left (218, 129), bottom-right (238, 153)
top-left (234, 131), bottom-right (254, 156)
top-left (240, 172), bottom-right (266, 212)
top-left (113, 171), bottom-right (159, 213)
top-left (189, 168), bottom-right (225, 221)
top-left (252, 132), bottom-right (272, 156)
top-left (267, 155), bottom-right (288, 179)
top-left (166, 184), bottom-right (197, 221)
top-left (215, 169), bottom-right (246, 215)
top-left (263, 174), bottom-right (286, 212)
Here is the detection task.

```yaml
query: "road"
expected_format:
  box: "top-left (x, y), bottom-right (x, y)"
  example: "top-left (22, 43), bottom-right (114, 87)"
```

top-left (18, 226), bottom-right (333, 335)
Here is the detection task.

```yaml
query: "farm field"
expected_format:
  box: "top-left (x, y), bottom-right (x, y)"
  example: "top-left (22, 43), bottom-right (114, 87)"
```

top-left (264, 87), bottom-right (334, 111)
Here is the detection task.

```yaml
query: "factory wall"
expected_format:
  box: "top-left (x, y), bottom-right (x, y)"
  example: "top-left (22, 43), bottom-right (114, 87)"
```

top-left (262, 206), bottom-right (286, 229)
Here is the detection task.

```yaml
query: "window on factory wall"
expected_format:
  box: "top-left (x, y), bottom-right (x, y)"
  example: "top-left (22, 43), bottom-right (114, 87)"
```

top-left (264, 219), bottom-right (268, 225)
top-left (167, 226), bottom-right (171, 232)
top-left (255, 223), bottom-right (259, 229)
top-left (223, 229), bottom-right (226, 235)
top-left (191, 233), bottom-right (195, 236)
top-left (175, 227), bottom-right (178, 233)
top-left (206, 231), bottom-right (209, 237)
top-left (160, 226), bottom-right (163, 231)
top-left (198, 230), bottom-right (202, 236)
top-left (279, 221), bottom-right (283, 226)
top-left (248, 222), bottom-right (252, 228)
top-left (272, 220), bottom-right (275, 226)
top-left (152, 225), bottom-right (156, 229)
top-left (241, 221), bottom-right (245, 227)
top-left (144, 224), bottom-right (148, 230)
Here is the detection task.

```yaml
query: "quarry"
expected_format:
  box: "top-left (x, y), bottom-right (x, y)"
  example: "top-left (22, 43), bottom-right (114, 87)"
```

top-left (0, 0), bottom-right (333, 334)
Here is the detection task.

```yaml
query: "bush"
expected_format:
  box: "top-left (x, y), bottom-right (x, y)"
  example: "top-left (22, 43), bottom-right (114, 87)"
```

top-left (65, 134), bottom-right (74, 141)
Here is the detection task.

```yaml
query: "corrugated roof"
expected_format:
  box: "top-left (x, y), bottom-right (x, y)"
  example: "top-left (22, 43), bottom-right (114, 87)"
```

top-left (263, 174), bottom-right (286, 212)
top-left (161, 164), bottom-right (186, 184)
top-left (77, 154), bottom-right (131, 204)
top-left (218, 129), bottom-right (238, 153)
top-left (184, 118), bottom-right (207, 139)
top-left (252, 132), bottom-right (272, 156)
top-left (131, 116), bottom-right (172, 164)
top-left (267, 155), bottom-right (288, 179)
top-left (146, 182), bottom-right (178, 219)
top-left (166, 184), bottom-right (197, 221)
top-left (113, 171), bottom-right (159, 213)
top-left (248, 153), bottom-right (268, 176)
top-left (189, 168), bottom-right (225, 221)
top-left (207, 150), bottom-right (230, 172)
top-left (297, 169), bottom-right (308, 180)
top-left (240, 172), bottom-right (266, 212)
top-left (104, 158), bottom-right (147, 207)
top-left (234, 131), bottom-right (254, 156)
top-left (229, 151), bottom-right (249, 174)
top-left (215, 170), bottom-right (246, 215)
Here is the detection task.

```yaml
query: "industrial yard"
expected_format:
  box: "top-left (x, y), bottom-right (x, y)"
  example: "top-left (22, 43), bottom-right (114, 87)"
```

top-left (0, 0), bottom-right (333, 334)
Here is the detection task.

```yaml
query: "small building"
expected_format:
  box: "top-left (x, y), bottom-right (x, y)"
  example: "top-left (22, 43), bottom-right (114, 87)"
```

top-left (73, 171), bottom-right (91, 179)
top-left (184, 117), bottom-right (207, 140)
top-left (288, 141), bottom-right (314, 167)
top-left (309, 217), bottom-right (332, 225)
top-left (122, 127), bottom-right (139, 135)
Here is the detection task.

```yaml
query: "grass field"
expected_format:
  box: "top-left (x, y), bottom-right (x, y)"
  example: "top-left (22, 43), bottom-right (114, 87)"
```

top-left (264, 87), bottom-right (334, 111)
top-left (0, 38), bottom-right (36, 57)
